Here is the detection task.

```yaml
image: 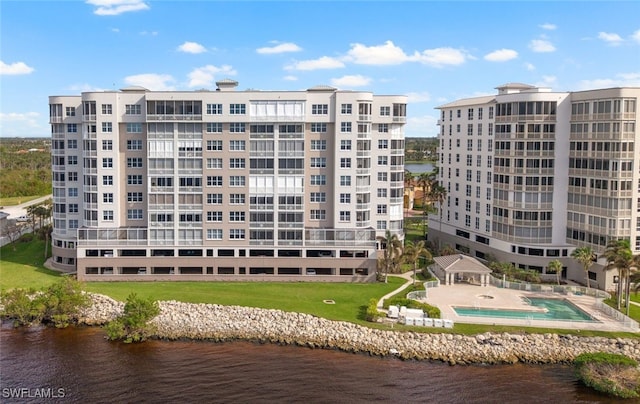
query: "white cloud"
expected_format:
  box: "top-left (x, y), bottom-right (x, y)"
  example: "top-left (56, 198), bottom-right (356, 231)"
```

top-left (187, 65), bottom-right (237, 88)
top-left (405, 114), bottom-right (439, 137)
top-left (111, 27), bottom-right (120, 33)
top-left (631, 29), bottom-right (640, 44)
top-left (67, 83), bottom-right (110, 92)
top-left (285, 56), bottom-right (345, 71)
top-left (534, 75), bottom-right (557, 88)
top-left (576, 72), bottom-right (640, 90)
top-left (86, 0), bottom-right (150, 16)
top-left (406, 92), bottom-right (431, 103)
top-left (256, 42), bottom-right (302, 54)
top-left (140, 31), bottom-right (158, 36)
top-left (0, 61), bottom-right (34, 75)
top-left (484, 49), bottom-right (518, 62)
top-left (346, 41), bottom-right (412, 65)
top-left (178, 41), bottom-right (207, 54)
top-left (529, 39), bottom-right (556, 53)
top-left (415, 47), bottom-right (470, 67)
top-left (598, 32), bottom-right (623, 46)
top-left (539, 23), bottom-right (556, 31)
top-left (524, 62), bottom-right (536, 71)
top-left (330, 75), bottom-right (371, 88)
top-left (283, 75), bottom-right (298, 81)
top-left (0, 112), bottom-right (45, 137)
top-left (124, 73), bottom-right (175, 90)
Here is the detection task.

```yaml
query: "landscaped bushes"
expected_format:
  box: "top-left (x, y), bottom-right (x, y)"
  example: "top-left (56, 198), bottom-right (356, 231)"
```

top-left (105, 293), bottom-right (160, 343)
top-left (365, 298), bottom-right (381, 322)
top-left (0, 277), bottom-right (90, 327)
top-left (488, 261), bottom-right (541, 284)
top-left (383, 297), bottom-right (441, 319)
top-left (574, 352), bottom-right (640, 399)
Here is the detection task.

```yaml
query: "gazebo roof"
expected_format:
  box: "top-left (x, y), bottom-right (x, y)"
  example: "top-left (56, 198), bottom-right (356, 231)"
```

top-left (433, 254), bottom-right (492, 274)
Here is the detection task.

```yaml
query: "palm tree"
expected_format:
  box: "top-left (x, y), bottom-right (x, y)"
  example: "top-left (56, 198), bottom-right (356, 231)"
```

top-left (403, 170), bottom-right (414, 233)
top-left (404, 240), bottom-right (432, 286)
top-left (547, 259), bottom-right (563, 285)
top-left (570, 246), bottom-right (595, 289)
top-left (603, 239), bottom-right (640, 314)
top-left (428, 183), bottom-right (447, 250)
top-left (377, 230), bottom-right (402, 283)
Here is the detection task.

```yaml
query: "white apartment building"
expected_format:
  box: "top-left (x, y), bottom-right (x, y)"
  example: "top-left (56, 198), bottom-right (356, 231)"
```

top-left (430, 83), bottom-right (640, 291)
top-left (49, 81), bottom-right (407, 281)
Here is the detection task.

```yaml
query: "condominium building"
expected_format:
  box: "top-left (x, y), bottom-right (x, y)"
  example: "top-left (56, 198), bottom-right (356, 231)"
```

top-left (430, 83), bottom-right (639, 291)
top-left (49, 81), bottom-right (407, 281)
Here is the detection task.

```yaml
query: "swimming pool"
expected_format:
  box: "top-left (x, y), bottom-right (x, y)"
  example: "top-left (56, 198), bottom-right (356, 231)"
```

top-left (453, 297), bottom-right (596, 322)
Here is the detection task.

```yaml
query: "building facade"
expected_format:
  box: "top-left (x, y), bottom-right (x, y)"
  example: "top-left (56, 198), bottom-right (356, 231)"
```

top-left (49, 81), bottom-right (407, 281)
top-left (430, 83), bottom-right (639, 291)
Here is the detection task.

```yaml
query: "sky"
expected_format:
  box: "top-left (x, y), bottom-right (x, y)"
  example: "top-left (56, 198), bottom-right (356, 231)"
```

top-left (1, 0), bottom-right (639, 138)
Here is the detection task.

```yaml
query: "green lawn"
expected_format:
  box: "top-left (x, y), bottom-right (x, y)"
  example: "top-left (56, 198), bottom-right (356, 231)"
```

top-left (0, 195), bottom-right (43, 207)
top-left (0, 239), bottom-right (62, 290)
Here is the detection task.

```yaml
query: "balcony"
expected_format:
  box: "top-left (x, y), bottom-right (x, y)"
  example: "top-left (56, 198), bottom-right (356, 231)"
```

top-left (356, 220), bottom-right (371, 227)
top-left (50, 116), bottom-right (63, 124)
top-left (356, 168), bottom-right (371, 175)
top-left (147, 114), bottom-right (203, 121)
top-left (83, 150), bottom-right (98, 158)
top-left (392, 116), bottom-right (406, 123)
top-left (82, 114), bottom-right (96, 122)
top-left (358, 114), bottom-right (372, 122)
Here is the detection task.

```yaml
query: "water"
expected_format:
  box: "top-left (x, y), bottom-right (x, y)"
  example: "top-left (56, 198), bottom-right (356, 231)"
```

top-left (454, 298), bottom-right (596, 322)
top-left (0, 324), bottom-right (617, 403)
top-left (404, 162), bottom-right (435, 174)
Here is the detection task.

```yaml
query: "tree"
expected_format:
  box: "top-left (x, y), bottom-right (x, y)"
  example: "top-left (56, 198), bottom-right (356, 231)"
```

top-left (377, 230), bottom-right (402, 283)
top-left (403, 170), bottom-right (414, 233)
top-left (105, 293), bottom-right (160, 343)
top-left (403, 240), bottom-right (432, 286)
top-left (571, 246), bottom-right (595, 289)
top-left (547, 259), bottom-right (563, 285)
top-left (428, 183), bottom-right (447, 249)
top-left (603, 239), bottom-right (640, 315)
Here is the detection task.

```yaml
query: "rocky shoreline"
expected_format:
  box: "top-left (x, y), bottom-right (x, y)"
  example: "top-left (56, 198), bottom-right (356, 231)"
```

top-left (80, 293), bottom-right (640, 365)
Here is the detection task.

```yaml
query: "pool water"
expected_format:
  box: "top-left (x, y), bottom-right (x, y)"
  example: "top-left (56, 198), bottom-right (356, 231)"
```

top-left (453, 297), bottom-right (596, 322)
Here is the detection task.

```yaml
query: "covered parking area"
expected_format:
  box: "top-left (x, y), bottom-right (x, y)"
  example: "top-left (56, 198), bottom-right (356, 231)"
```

top-left (431, 254), bottom-right (492, 286)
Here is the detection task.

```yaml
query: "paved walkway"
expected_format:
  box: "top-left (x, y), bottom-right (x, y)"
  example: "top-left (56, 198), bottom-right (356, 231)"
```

top-left (377, 272), bottom-right (415, 309)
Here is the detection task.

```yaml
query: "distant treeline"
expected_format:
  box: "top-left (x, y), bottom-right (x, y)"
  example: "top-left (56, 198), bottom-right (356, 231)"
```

top-left (0, 138), bottom-right (52, 198)
top-left (405, 137), bottom-right (438, 161)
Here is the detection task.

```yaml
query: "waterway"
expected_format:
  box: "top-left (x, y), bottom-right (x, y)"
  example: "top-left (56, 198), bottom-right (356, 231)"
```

top-left (404, 162), bottom-right (435, 174)
top-left (0, 325), bottom-right (617, 403)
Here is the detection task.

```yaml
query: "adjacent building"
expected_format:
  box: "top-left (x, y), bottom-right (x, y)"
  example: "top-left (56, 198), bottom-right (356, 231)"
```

top-left (430, 83), bottom-right (640, 291)
top-left (49, 81), bottom-right (407, 281)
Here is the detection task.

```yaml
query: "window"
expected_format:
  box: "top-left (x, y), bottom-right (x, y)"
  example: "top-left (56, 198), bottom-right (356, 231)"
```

top-left (68, 188), bottom-right (78, 197)
top-left (206, 104), bottom-right (222, 114)
top-left (67, 124), bottom-right (77, 133)
top-left (103, 193), bottom-right (113, 203)
top-left (380, 106), bottom-right (390, 116)
top-left (340, 193), bottom-right (351, 203)
top-left (229, 193), bottom-right (245, 204)
top-left (229, 229), bottom-right (245, 239)
top-left (339, 211), bottom-right (351, 222)
top-left (311, 123), bottom-right (327, 133)
top-left (341, 104), bottom-right (352, 114)
top-left (207, 140), bottom-right (223, 151)
top-left (67, 172), bottom-right (78, 182)
top-left (229, 158), bottom-right (245, 169)
top-left (207, 229), bottom-right (223, 240)
top-left (311, 157), bottom-right (327, 168)
top-left (127, 140), bottom-right (142, 150)
top-left (310, 175), bottom-right (326, 185)
top-left (339, 158), bottom-right (351, 168)
top-left (377, 188), bottom-right (387, 197)
top-left (207, 123), bottom-right (223, 133)
top-left (377, 172), bottom-right (388, 181)
top-left (127, 192), bottom-right (143, 202)
top-left (102, 104), bottom-right (112, 115)
top-left (67, 139), bottom-right (77, 149)
top-left (227, 140), bottom-right (246, 152)
top-left (310, 210), bottom-right (326, 220)
top-left (468, 108), bottom-right (474, 120)
top-left (310, 140), bottom-right (327, 150)
top-left (378, 156), bottom-right (388, 165)
top-left (378, 139), bottom-right (388, 149)
top-left (207, 211), bottom-right (223, 222)
top-left (310, 192), bottom-right (326, 202)
top-left (127, 123), bottom-right (142, 133)
top-left (229, 104), bottom-right (246, 114)
top-left (127, 175), bottom-right (143, 185)
top-left (340, 140), bottom-right (351, 150)
top-left (101, 122), bottom-right (112, 133)
top-left (341, 122), bottom-right (352, 132)
top-left (229, 211), bottom-right (246, 222)
top-left (207, 158), bottom-right (223, 169)
top-left (312, 104), bottom-right (328, 115)
top-left (68, 220), bottom-right (79, 229)
top-left (103, 210), bottom-right (114, 221)
top-left (378, 124), bottom-right (389, 133)
top-left (102, 158), bottom-right (113, 168)
top-left (377, 220), bottom-right (387, 230)
top-left (207, 176), bottom-right (223, 186)
top-left (207, 193), bottom-right (223, 204)
top-left (127, 209), bottom-right (143, 220)
top-left (66, 107), bottom-right (75, 116)
top-left (103, 175), bottom-right (113, 185)
top-left (229, 176), bottom-right (245, 186)
top-left (102, 140), bottom-right (113, 150)
top-left (127, 158), bottom-right (143, 168)
top-left (125, 104), bottom-right (141, 115)
top-left (229, 123), bottom-right (245, 133)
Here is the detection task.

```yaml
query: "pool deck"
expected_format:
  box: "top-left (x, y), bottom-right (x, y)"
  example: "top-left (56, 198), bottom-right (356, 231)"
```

top-left (419, 283), bottom-right (636, 332)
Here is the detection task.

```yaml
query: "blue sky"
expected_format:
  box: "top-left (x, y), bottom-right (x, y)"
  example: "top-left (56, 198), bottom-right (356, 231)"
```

top-left (1, 1), bottom-right (639, 138)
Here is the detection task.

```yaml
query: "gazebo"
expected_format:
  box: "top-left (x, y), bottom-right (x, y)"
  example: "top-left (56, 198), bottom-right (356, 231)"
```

top-left (431, 254), bottom-right (492, 286)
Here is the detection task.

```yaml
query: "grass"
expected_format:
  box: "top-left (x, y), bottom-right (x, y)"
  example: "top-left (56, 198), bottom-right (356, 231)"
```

top-left (0, 195), bottom-right (43, 207)
top-left (0, 239), bottom-right (62, 290)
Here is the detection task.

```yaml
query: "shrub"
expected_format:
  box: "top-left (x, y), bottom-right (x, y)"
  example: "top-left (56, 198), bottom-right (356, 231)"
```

top-left (19, 233), bottom-right (34, 243)
top-left (383, 297), bottom-right (441, 318)
top-left (574, 352), bottom-right (640, 399)
top-left (0, 288), bottom-right (46, 326)
top-left (364, 298), bottom-right (381, 322)
top-left (106, 293), bottom-right (160, 343)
